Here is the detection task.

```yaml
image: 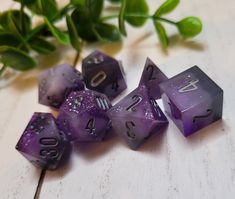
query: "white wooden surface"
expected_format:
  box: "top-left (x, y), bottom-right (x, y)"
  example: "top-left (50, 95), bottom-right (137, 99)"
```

top-left (1, 0), bottom-right (235, 198)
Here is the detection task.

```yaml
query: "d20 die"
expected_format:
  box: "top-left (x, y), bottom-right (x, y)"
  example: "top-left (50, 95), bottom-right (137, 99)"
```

top-left (15, 113), bottom-right (69, 170)
top-left (82, 51), bottom-right (127, 100)
top-left (159, 66), bottom-right (223, 137)
top-left (139, 58), bottom-right (168, 99)
top-left (39, 64), bottom-right (85, 109)
top-left (57, 90), bottom-right (112, 142)
top-left (107, 85), bottom-right (168, 150)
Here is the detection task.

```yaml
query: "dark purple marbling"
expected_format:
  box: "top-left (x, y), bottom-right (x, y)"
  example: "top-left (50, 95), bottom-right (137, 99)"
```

top-left (82, 51), bottom-right (127, 100)
top-left (159, 66), bottom-right (223, 137)
top-left (57, 90), bottom-right (112, 142)
top-left (139, 58), bottom-right (168, 99)
top-left (107, 85), bottom-right (168, 150)
top-left (39, 64), bottom-right (85, 109)
top-left (15, 113), bottom-right (68, 170)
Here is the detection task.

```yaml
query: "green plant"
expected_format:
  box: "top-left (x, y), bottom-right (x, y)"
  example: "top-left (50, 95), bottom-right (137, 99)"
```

top-left (0, 0), bottom-right (202, 76)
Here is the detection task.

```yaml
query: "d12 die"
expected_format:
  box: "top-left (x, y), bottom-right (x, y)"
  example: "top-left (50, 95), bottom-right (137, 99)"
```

top-left (139, 58), bottom-right (168, 99)
top-left (159, 66), bottom-right (223, 137)
top-left (57, 90), bottom-right (112, 142)
top-left (107, 85), bottom-right (168, 150)
top-left (39, 64), bottom-right (85, 109)
top-left (82, 51), bottom-right (127, 100)
top-left (15, 113), bottom-right (69, 170)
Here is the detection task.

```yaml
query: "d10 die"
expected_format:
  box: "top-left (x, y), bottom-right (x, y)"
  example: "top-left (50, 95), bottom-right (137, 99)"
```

top-left (82, 51), bottom-right (127, 100)
top-left (57, 90), bottom-right (112, 142)
top-left (139, 58), bottom-right (168, 99)
top-left (39, 64), bottom-right (85, 109)
top-left (159, 66), bottom-right (223, 137)
top-left (16, 113), bottom-right (69, 170)
top-left (107, 85), bottom-right (168, 150)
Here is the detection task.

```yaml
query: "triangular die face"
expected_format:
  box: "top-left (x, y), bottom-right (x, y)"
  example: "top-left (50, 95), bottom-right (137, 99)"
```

top-left (139, 58), bottom-right (168, 99)
top-left (109, 85), bottom-right (156, 120)
top-left (139, 58), bottom-right (168, 84)
top-left (82, 51), bottom-right (117, 72)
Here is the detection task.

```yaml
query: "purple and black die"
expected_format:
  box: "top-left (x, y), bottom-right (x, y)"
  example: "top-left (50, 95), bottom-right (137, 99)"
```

top-left (139, 58), bottom-right (168, 99)
top-left (15, 113), bottom-right (69, 170)
top-left (57, 90), bottom-right (112, 142)
top-left (107, 85), bottom-right (168, 150)
top-left (82, 51), bottom-right (127, 100)
top-left (159, 66), bottom-right (223, 137)
top-left (39, 64), bottom-right (85, 109)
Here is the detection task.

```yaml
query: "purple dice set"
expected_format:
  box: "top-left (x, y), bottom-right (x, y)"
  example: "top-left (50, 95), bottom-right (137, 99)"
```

top-left (15, 51), bottom-right (223, 170)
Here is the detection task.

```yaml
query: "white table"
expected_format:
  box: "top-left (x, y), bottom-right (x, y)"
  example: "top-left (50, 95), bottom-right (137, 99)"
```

top-left (0, 0), bottom-right (235, 198)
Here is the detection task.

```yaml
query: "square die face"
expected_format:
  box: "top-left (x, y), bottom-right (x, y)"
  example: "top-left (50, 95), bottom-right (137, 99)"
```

top-left (160, 66), bottom-right (223, 136)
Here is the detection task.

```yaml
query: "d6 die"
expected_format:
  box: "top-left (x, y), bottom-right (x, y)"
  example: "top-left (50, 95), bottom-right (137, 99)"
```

top-left (108, 85), bottom-right (168, 150)
top-left (15, 113), bottom-right (68, 170)
top-left (139, 58), bottom-right (168, 99)
top-left (159, 66), bottom-right (223, 137)
top-left (82, 51), bottom-right (127, 100)
top-left (57, 90), bottom-right (112, 142)
top-left (39, 64), bottom-right (85, 109)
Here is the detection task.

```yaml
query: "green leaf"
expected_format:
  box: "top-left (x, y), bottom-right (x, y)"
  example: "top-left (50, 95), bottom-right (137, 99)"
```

top-left (154, 21), bottom-right (169, 48)
top-left (29, 37), bottom-right (56, 54)
top-left (86, 0), bottom-right (104, 21)
top-left (119, 0), bottom-right (127, 36)
top-left (13, 0), bottom-right (37, 5)
top-left (177, 16), bottom-right (202, 38)
top-left (154, 0), bottom-right (180, 17)
top-left (125, 0), bottom-right (149, 27)
top-left (0, 33), bottom-right (21, 47)
top-left (94, 23), bottom-right (121, 42)
top-left (26, 0), bottom-right (42, 15)
top-left (70, 0), bottom-right (85, 6)
top-left (0, 46), bottom-right (36, 71)
top-left (0, 10), bottom-right (31, 35)
top-left (66, 15), bottom-right (81, 52)
top-left (40, 0), bottom-right (59, 21)
top-left (44, 17), bottom-right (70, 45)
top-left (71, 9), bottom-right (96, 41)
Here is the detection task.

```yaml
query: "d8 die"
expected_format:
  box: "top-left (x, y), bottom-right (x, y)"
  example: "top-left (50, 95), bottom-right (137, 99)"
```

top-left (15, 113), bottom-right (69, 170)
top-left (139, 58), bottom-right (168, 99)
top-left (39, 64), bottom-right (85, 109)
top-left (57, 90), bottom-right (112, 142)
top-left (159, 66), bottom-right (223, 137)
top-left (108, 85), bottom-right (168, 150)
top-left (82, 51), bottom-right (127, 100)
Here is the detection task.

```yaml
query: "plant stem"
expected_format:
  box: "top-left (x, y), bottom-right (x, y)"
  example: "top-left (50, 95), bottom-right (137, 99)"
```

top-left (0, 65), bottom-right (7, 77)
top-left (20, 3), bottom-right (26, 35)
top-left (101, 14), bottom-right (177, 25)
top-left (154, 17), bottom-right (177, 25)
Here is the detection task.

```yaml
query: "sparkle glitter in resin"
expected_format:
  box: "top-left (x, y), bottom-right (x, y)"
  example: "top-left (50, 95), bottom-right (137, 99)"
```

top-left (82, 51), bottom-right (127, 100)
top-left (16, 113), bottom-right (68, 170)
top-left (159, 66), bottom-right (223, 136)
top-left (108, 85), bottom-right (168, 150)
top-left (57, 90), bottom-right (112, 142)
top-left (39, 64), bottom-right (84, 109)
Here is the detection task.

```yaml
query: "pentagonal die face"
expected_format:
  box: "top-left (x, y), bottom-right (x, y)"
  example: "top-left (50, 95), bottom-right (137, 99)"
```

top-left (15, 113), bottom-right (68, 170)
top-left (82, 51), bottom-right (127, 100)
top-left (160, 66), bottom-right (223, 137)
top-left (57, 90), bottom-right (112, 142)
top-left (139, 58), bottom-right (168, 99)
top-left (39, 64), bottom-right (85, 109)
top-left (108, 85), bottom-right (168, 150)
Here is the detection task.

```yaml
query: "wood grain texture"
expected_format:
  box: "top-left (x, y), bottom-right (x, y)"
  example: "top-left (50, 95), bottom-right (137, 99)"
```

top-left (1, 0), bottom-right (235, 199)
